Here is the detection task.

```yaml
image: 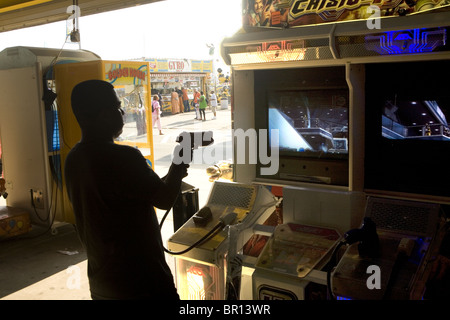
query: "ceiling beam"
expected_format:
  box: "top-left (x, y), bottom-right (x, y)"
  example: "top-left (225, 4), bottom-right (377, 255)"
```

top-left (0, 0), bottom-right (165, 33)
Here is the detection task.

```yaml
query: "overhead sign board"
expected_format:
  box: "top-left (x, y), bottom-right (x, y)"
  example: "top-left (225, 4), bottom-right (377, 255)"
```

top-left (242, 0), bottom-right (450, 28)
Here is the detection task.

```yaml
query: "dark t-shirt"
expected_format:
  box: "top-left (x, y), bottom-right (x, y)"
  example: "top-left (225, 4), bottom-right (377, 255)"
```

top-left (64, 140), bottom-right (179, 299)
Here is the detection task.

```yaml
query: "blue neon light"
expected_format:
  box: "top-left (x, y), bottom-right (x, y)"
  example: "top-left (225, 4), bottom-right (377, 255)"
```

top-left (365, 28), bottom-right (447, 55)
top-left (336, 296), bottom-right (353, 300)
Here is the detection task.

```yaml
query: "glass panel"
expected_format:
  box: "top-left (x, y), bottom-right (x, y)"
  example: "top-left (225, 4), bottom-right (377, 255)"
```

top-left (115, 84), bottom-right (149, 144)
top-left (104, 62), bottom-right (153, 166)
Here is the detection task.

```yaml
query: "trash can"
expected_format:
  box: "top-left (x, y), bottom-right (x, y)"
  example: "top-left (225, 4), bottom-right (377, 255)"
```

top-left (172, 181), bottom-right (199, 232)
top-left (220, 99), bottom-right (228, 110)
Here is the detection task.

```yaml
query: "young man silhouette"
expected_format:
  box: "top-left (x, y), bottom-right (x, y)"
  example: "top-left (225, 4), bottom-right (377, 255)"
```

top-left (65, 80), bottom-right (189, 300)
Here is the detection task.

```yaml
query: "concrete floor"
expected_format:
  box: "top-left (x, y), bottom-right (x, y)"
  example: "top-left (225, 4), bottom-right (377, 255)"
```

top-left (0, 107), bottom-right (231, 300)
top-left (0, 211), bottom-right (179, 300)
top-left (0, 221), bottom-right (90, 300)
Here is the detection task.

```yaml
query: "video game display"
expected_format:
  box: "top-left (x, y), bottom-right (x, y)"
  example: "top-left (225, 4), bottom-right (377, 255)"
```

top-left (365, 60), bottom-right (450, 197)
top-left (382, 96), bottom-right (450, 141)
top-left (268, 88), bottom-right (349, 158)
top-left (254, 66), bottom-right (349, 186)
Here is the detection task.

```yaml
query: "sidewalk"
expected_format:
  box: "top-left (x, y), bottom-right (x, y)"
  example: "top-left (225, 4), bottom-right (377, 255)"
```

top-left (154, 106), bottom-right (233, 207)
top-left (159, 105), bottom-right (232, 131)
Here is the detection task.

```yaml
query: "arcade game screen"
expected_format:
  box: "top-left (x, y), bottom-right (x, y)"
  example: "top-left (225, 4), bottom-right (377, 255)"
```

top-left (268, 88), bottom-right (349, 158)
top-left (365, 60), bottom-right (450, 197)
top-left (382, 96), bottom-right (450, 140)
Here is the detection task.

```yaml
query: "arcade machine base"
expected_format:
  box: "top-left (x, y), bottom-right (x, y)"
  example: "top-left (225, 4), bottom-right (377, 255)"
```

top-left (332, 196), bottom-right (441, 300)
top-left (251, 223), bottom-right (342, 300)
top-left (332, 236), bottom-right (428, 300)
top-left (0, 206), bottom-right (31, 239)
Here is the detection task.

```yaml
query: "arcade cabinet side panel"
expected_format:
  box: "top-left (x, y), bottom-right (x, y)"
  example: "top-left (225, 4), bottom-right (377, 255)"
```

top-left (231, 69), bottom-right (256, 184)
top-left (54, 60), bottom-right (103, 224)
top-left (0, 65), bottom-right (53, 226)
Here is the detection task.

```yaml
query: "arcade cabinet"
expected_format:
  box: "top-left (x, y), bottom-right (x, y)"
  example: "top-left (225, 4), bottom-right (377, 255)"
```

top-left (217, 3), bottom-right (450, 300)
top-left (0, 46), bottom-right (100, 228)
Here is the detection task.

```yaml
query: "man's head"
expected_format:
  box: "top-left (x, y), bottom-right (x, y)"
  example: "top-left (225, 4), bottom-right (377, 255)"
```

top-left (71, 80), bottom-right (124, 138)
top-left (253, 0), bottom-right (264, 14)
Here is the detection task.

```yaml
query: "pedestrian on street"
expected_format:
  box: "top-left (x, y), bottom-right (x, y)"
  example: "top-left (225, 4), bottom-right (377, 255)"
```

top-left (199, 91), bottom-right (207, 121)
top-left (210, 90), bottom-right (217, 120)
top-left (156, 90), bottom-right (164, 114)
top-left (171, 89), bottom-right (180, 114)
top-left (182, 87), bottom-right (190, 112)
top-left (152, 95), bottom-right (163, 135)
top-left (193, 88), bottom-right (201, 120)
top-left (176, 87), bottom-right (184, 113)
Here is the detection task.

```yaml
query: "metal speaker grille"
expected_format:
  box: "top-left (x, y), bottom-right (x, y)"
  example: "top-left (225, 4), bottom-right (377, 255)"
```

top-left (366, 197), bottom-right (439, 237)
top-left (336, 35), bottom-right (378, 58)
top-left (208, 183), bottom-right (255, 209)
top-left (227, 38), bottom-right (333, 65)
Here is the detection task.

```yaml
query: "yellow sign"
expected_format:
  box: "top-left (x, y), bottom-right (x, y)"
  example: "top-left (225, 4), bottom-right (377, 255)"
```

top-left (104, 62), bottom-right (148, 86)
top-left (147, 58), bottom-right (213, 73)
top-left (191, 60), bottom-right (213, 72)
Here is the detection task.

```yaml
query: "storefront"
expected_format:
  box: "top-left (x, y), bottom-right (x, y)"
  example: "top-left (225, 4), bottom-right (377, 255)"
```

top-left (146, 58), bottom-right (213, 114)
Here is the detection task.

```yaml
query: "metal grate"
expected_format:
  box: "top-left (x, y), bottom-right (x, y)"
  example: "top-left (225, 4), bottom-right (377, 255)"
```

top-left (227, 38), bottom-right (333, 65)
top-left (336, 35), bottom-right (378, 58)
top-left (366, 197), bottom-right (439, 237)
top-left (208, 183), bottom-right (255, 209)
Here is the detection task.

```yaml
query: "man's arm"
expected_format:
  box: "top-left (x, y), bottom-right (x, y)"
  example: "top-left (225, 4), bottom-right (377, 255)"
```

top-left (152, 163), bottom-right (188, 210)
top-left (152, 144), bottom-right (191, 210)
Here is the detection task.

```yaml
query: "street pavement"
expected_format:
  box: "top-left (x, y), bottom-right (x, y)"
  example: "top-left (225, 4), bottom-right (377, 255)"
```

top-left (154, 106), bottom-right (232, 208)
